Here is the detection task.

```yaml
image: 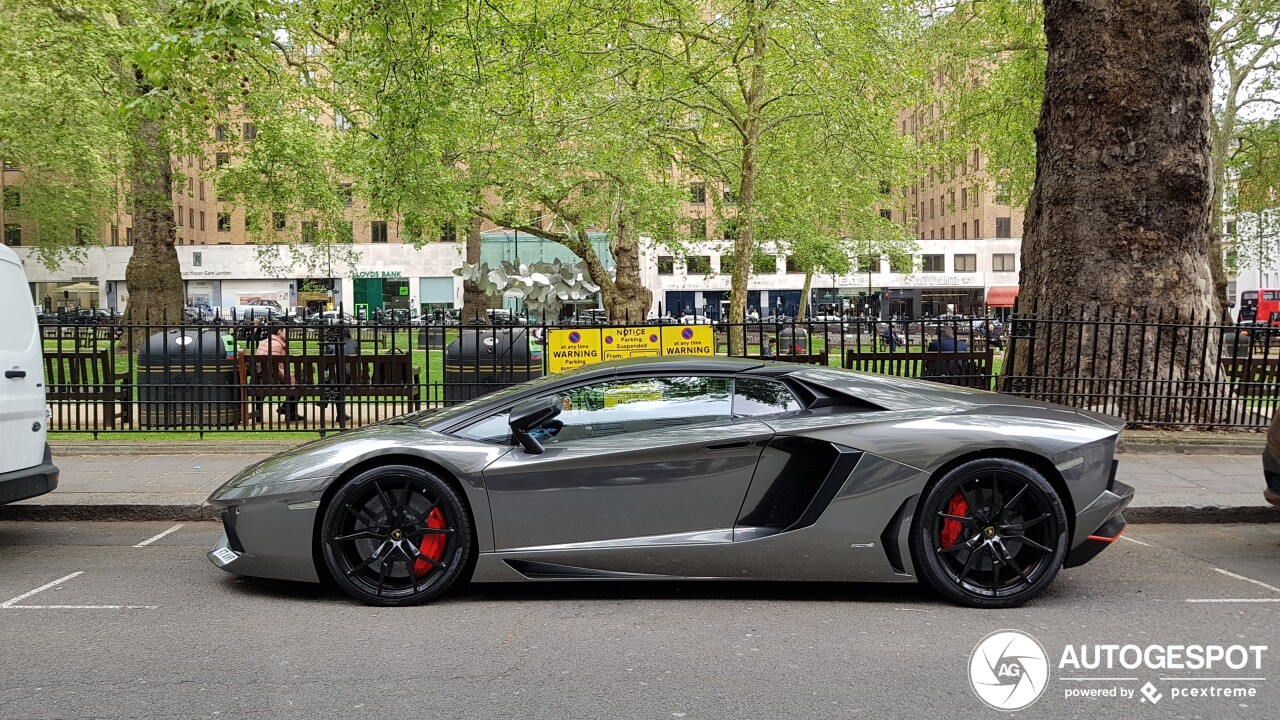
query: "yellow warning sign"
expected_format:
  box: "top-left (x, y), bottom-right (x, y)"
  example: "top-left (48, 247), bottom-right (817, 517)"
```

top-left (546, 328), bottom-right (602, 373)
top-left (659, 325), bottom-right (716, 357)
top-left (601, 326), bottom-right (663, 362)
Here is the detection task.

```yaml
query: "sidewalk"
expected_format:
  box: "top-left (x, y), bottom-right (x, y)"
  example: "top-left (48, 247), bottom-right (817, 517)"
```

top-left (1, 451), bottom-right (1273, 523)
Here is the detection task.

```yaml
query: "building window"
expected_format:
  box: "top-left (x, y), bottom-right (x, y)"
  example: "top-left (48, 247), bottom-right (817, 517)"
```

top-left (879, 180), bottom-right (891, 195)
top-left (995, 183), bottom-right (1010, 205)
top-left (993, 253), bottom-right (1016, 272)
top-left (919, 201), bottom-right (925, 218)
top-left (753, 254), bottom-right (777, 274)
top-left (110, 224), bottom-right (119, 246)
top-left (2, 188), bottom-right (18, 209)
top-left (302, 221), bottom-right (318, 243)
top-left (995, 217), bottom-right (1012, 238)
top-left (949, 190), bottom-right (955, 209)
top-left (690, 182), bottom-right (706, 204)
top-left (335, 112), bottom-right (351, 132)
top-left (198, 181), bottom-right (205, 200)
top-left (3, 224), bottom-right (20, 246)
top-left (371, 220), bottom-right (388, 243)
top-left (689, 219), bottom-right (706, 239)
top-left (960, 188), bottom-right (967, 209)
top-left (273, 212), bottom-right (286, 230)
top-left (1225, 220), bottom-right (1237, 236)
top-left (955, 254), bottom-right (977, 273)
top-left (193, 252), bottom-right (202, 267)
top-left (187, 178), bottom-right (193, 196)
top-left (880, 208), bottom-right (892, 220)
top-left (719, 252), bottom-right (735, 276)
top-left (186, 209), bottom-right (193, 229)
top-left (686, 255), bottom-right (712, 274)
top-left (785, 255), bottom-right (803, 274)
top-left (922, 254), bottom-right (944, 273)
top-left (439, 222), bottom-right (457, 243)
top-left (245, 214), bottom-right (254, 230)
top-left (340, 183), bottom-right (353, 208)
top-left (338, 221), bottom-right (353, 243)
top-left (930, 230), bottom-right (935, 239)
top-left (199, 212), bottom-right (205, 231)
top-left (951, 224), bottom-right (956, 239)
top-left (177, 205), bottom-right (184, 226)
top-left (929, 198), bottom-right (935, 219)
top-left (2, 159), bottom-right (17, 171)
top-left (215, 152), bottom-right (230, 168)
top-left (962, 222), bottom-right (968, 239)
top-left (657, 256), bottom-right (674, 275)
top-left (972, 148), bottom-right (979, 170)
top-left (722, 186), bottom-right (736, 203)
top-left (217, 212), bottom-right (231, 232)
top-left (126, 227), bottom-right (133, 244)
top-left (242, 123), bottom-right (257, 141)
top-left (973, 218), bottom-right (980, 237)
top-left (215, 124), bottom-right (228, 141)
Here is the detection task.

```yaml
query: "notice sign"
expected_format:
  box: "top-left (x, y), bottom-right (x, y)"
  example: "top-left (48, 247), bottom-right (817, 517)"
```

top-left (601, 326), bottom-right (663, 363)
top-left (660, 325), bottom-right (715, 356)
top-left (547, 328), bottom-right (602, 372)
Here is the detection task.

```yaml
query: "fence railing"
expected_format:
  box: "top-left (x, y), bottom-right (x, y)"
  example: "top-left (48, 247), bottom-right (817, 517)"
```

top-left (36, 307), bottom-right (1280, 435)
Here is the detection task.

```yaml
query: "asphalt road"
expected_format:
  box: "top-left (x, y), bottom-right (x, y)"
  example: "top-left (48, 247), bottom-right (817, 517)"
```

top-left (0, 521), bottom-right (1277, 720)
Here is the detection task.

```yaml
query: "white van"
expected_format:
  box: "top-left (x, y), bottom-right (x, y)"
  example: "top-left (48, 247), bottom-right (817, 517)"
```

top-left (0, 245), bottom-right (58, 504)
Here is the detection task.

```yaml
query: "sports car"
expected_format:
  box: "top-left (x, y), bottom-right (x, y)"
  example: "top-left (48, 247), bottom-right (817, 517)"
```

top-left (206, 357), bottom-right (1133, 609)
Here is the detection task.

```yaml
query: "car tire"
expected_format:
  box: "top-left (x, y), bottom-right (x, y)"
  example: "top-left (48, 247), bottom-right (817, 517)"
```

top-left (909, 457), bottom-right (1069, 609)
top-left (320, 464), bottom-right (473, 607)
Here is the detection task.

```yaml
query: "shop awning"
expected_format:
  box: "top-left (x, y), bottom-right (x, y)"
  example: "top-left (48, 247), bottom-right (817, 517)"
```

top-left (986, 286), bottom-right (1019, 308)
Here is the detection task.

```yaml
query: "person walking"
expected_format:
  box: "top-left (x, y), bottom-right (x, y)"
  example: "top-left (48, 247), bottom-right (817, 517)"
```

top-left (254, 324), bottom-right (303, 422)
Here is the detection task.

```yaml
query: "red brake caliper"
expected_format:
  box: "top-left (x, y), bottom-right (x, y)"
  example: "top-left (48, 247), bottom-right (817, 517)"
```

top-left (940, 492), bottom-right (968, 549)
top-left (412, 507), bottom-right (447, 578)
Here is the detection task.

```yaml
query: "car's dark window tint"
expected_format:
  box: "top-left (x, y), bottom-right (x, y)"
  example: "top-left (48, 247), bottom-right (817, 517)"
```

top-left (733, 378), bottom-right (802, 416)
top-left (453, 376), bottom-right (733, 447)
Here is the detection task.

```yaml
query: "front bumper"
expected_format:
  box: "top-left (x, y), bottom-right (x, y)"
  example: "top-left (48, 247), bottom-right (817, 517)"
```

top-left (206, 480), bottom-right (328, 584)
top-left (0, 444), bottom-right (59, 505)
top-left (1064, 479), bottom-right (1134, 568)
top-left (1263, 445), bottom-right (1280, 508)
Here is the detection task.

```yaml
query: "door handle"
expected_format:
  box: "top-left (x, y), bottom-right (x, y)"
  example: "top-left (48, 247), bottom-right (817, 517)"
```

top-left (4, 369), bottom-right (25, 379)
top-left (704, 441), bottom-right (752, 452)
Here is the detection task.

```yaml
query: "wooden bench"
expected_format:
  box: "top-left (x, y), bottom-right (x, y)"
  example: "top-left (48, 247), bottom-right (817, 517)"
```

top-left (241, 352), bottom-right (421, 420)
top-left (1218, 356), bottom-right (1280, 397)
top-left (744, 349), bottom-right (831, 366)
top-left (844, 348), bottom-right (996, 389)
top-left (43, 348), bottom-right (132, 428)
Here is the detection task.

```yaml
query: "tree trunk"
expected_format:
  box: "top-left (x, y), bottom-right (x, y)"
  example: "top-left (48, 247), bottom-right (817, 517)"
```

top-left (606, 210), bottom-right (652, 323)
top-left (1208, 100), bottom-right (1238, 316)
top-left (1014, 0), bottom-right (1226, 425)
top-left (729, 4), bottom-right (768, 354)
top-left (461, 212), bottom-right (488, 323)
top-left (795, 270), bottom-right (813, 322)
top-left (121, 68), bottom-right (182, 337)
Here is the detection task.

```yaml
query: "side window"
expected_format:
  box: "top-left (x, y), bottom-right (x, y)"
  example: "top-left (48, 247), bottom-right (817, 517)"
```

top-left (454, 376), bottom-right (732, 447)
top-left (733, 378), bottom-right (802, 417)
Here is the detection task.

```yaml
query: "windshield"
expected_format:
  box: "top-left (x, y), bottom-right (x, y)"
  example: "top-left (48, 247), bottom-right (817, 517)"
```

top-left (398, 367), bottom-right (596, 427)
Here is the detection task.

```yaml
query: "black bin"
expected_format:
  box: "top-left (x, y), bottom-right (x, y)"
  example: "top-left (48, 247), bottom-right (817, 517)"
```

top-left (775, 327), bottom-right (809, 355)
top-left (138, 329), bottom-right (242, 427)
top-left (444, 328), bottom-right (543, 402)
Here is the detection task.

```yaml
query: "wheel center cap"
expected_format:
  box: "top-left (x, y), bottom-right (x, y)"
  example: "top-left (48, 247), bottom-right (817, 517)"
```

top-left (984, 526), bottom-right (996, 538)
top-left (391, 529), bottom-right (403, 541)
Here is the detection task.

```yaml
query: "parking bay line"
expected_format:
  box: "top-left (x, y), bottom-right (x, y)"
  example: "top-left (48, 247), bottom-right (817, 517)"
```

top-left (134, 523), bottom-right (185, 547)
top-left (1118, 535), bottom-right (1152, 547)
top-left (0, 572), bottom-right (157, 610)
top-left (1186, 568), bottom-right (1280, 603)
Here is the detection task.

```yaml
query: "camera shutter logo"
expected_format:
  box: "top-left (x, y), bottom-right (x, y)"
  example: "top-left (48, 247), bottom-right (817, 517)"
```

top-left (969, 630), bottom-right (1050, 711)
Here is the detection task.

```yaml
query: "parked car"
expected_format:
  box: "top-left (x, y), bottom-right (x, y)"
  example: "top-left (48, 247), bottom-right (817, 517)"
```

top-left (206, 356), bottom-right (1132, 608)
top-left (1266, 410), bottom-right (1280, 508)
top-left (0, 245), bottom-right (59, 505)
top-left (678, 314), bottom-right (715, 325)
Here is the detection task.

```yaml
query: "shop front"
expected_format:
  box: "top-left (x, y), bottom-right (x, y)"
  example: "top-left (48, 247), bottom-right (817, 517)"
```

top-left (297, 277), bottom-right (340, 314)
top-left (353, 271), bottom-right (410, 318)
top-left (220, 279), bottom-right (295, 313)
top-left (418, 276), bottom-right (456, 318)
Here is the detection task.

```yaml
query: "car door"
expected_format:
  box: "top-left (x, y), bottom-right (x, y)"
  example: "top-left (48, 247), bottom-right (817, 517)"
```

top-left (0, 249), bottom-right (46, 475)
top-left (474, 375), bottom-right (774, 550)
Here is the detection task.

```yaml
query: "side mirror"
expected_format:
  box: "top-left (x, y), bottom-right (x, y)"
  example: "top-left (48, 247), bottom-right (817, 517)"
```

top-left (508, 396), bottom-right (562, 454)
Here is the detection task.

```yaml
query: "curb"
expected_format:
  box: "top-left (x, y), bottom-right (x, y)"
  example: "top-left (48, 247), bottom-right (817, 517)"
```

top-left (2, 503), bottom-right (1275, 524)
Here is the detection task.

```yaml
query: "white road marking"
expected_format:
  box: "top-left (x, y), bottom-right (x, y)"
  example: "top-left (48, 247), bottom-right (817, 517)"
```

top-left (0, 572), bottom-right (82, 608)
top-left (1186, 598), bottom-right (1280, 603)
top-left (1160, 678), bottom-right (1267, 681)
top-left (1215, 567), bottom-right (1280, 594)
top-left (1119, 535), bottom-right (1152, 547)
top-left (0, 572), bottom-right (157, 610)
top-left (134, 523), bottom-right (185, 547)
top-left (1060, 677), bottom-right (1139, 681)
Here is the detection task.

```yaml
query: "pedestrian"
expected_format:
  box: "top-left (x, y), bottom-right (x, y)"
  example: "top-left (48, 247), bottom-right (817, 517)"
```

top-left (254, 324), bottom-right (303, 422)
top-left (926, 327), bottom-right (974, 379)
top-left (881, 325), bottom-right (903, 351)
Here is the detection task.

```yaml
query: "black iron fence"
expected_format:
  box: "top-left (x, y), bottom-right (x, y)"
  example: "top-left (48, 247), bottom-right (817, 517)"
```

top-left (37, 306), bottom-right (1279, 435)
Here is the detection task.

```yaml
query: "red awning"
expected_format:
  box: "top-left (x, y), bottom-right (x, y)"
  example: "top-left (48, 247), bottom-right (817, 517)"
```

top-left (986, 286), bottom-right (1020, 308)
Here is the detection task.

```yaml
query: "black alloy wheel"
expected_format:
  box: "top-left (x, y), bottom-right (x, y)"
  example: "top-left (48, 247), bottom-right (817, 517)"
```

top-left (320, 465), bottom-right (473, 606)
top-left (910, 458), bottom-right (1069, 609)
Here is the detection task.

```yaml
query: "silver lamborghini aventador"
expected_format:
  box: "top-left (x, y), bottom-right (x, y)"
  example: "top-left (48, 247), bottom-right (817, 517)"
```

top-left (206, 357), bottom-right (1133, 609)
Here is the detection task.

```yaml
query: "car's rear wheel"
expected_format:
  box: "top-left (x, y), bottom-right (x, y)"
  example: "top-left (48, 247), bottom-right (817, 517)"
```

top-left (320, 464), bottom-right (472, 606)
top-left (910, 458), bottom-right (1068, 609)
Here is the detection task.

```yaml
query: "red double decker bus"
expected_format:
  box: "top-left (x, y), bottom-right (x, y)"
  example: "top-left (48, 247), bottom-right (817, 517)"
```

top-left (1239, 289), bottom-right (1280, 329)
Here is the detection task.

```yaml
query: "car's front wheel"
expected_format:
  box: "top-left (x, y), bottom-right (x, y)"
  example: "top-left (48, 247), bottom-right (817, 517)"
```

top-left (320, 464), bottom-right (473, 606)
top-left (910, 458), bottom-right (1069, 608)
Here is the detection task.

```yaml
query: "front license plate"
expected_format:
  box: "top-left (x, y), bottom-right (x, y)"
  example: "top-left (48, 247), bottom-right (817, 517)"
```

top-left (211, 547), bottom-right (238, 565)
